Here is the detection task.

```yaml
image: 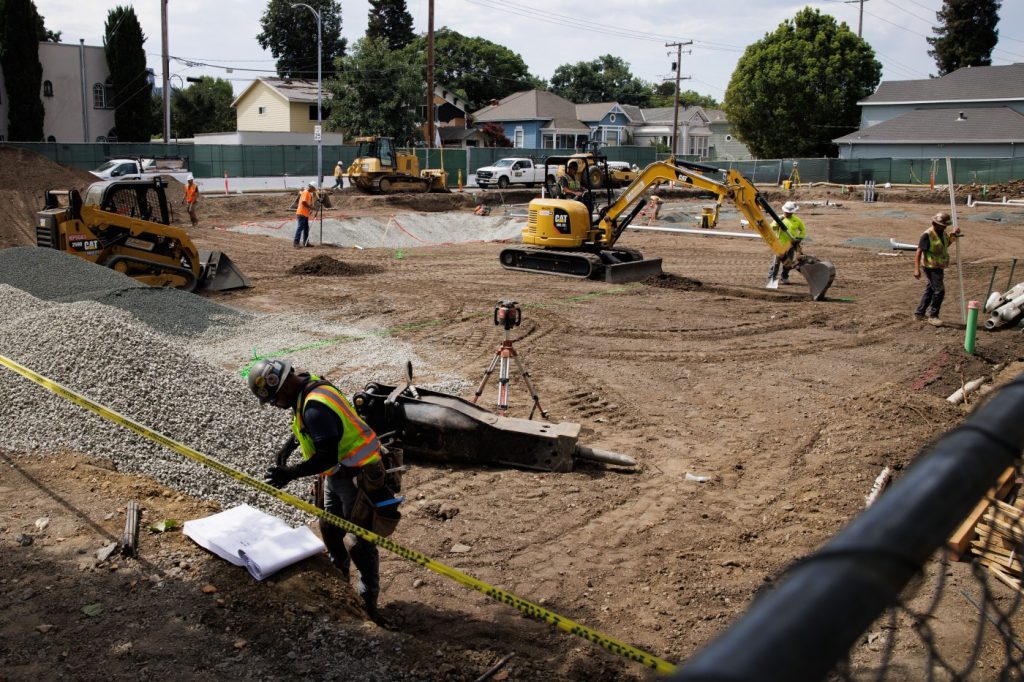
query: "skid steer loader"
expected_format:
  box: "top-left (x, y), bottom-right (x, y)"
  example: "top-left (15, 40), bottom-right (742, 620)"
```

top-left (35, 178), bottom-right (250, 292)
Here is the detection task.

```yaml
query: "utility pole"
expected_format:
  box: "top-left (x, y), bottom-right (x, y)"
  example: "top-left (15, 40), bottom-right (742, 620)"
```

top-left (844, 0), bottom-right (869, 37)
top-left (665, 41), bottom-right (692, 159)
top-left (426, 0), bottom-right (435, 149)
top-left (161, 0), bottom-right (170, 143)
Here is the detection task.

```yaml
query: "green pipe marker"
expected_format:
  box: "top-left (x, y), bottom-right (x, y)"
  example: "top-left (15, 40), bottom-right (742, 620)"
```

top-left (965, 299), bottom-right (980, 354)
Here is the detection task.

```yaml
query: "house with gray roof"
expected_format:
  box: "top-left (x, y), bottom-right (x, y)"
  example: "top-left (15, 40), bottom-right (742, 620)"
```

top-left (472, 90), bottom-right (590, 149)
top-left (833, 64), bottom-right (1024, 159)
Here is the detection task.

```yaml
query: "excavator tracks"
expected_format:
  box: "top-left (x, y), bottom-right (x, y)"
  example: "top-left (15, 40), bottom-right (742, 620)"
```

top-left (499, 246), bottom-right (662, 283)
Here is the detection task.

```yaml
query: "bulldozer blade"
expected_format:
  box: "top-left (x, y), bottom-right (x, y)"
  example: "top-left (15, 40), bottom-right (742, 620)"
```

top-left (602, 257), bottom-right (663, 283)
top-left (198, 250), bottom-right (251, 291)
top-left (797, 258), bottom-right (836, 301)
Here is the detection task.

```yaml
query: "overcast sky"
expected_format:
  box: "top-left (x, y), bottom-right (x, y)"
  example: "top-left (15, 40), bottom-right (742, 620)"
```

top-left (35, 0), bottom-right (1024, 104)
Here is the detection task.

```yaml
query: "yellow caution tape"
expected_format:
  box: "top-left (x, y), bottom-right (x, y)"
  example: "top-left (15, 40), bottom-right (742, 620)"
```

top-left (0, 353), bottom-right (677, 675)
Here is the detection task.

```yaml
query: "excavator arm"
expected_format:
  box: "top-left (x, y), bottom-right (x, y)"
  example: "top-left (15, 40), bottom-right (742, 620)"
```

top-left (596, 159), bottom-right (835, 300)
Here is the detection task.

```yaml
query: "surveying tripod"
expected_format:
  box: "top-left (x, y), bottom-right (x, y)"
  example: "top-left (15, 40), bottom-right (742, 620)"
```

top-left (473, 300), bottom-right (549, 420)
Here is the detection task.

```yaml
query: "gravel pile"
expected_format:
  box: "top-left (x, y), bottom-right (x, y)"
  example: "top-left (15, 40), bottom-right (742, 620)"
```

top-left (0, 247), bottom-right (250, 337)
top-left (0, 284), bottom-right (305, 523)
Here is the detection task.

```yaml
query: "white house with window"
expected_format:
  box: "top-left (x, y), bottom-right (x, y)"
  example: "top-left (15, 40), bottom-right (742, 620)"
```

top-left (0, 40), bottom-right (115, 142)
top-left (220, 77), bottom-right (343, 145)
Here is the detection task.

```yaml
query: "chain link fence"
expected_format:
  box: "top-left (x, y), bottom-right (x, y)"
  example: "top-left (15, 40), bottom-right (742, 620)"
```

top-left (671, 374), bottom-right (1024, 681)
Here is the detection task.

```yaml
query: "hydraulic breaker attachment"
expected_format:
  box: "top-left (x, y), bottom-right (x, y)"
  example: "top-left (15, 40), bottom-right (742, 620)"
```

top-left (351, 380), bottom-right (636, 473)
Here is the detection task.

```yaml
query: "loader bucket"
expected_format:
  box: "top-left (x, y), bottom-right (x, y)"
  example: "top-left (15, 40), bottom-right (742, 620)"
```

top-left (198, 250), bottom-right (251, 291)
top-left (797, 257), bottom-right (836, 301)
top-left (602, 257), bottom-right (663, 283)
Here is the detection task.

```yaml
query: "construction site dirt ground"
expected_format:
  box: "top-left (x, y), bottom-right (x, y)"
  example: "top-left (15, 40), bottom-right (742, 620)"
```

top-left (3, 149), bottom-right (1024, 680)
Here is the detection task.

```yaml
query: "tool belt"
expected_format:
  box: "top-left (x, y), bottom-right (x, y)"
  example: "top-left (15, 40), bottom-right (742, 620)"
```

top-left (351, 456), bottom-right (402, 537)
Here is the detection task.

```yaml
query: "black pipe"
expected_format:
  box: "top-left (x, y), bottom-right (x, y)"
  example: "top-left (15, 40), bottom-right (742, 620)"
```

top-left (672, 374), bottom-right (1024, 682)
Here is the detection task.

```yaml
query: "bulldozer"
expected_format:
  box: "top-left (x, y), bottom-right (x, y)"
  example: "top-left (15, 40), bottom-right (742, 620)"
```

top-left (345, 136), bottom-right (449, 194)
top-left (499, 156), bottom-right (836, 300)
top-left (35, 178), bottom-right (250, 292)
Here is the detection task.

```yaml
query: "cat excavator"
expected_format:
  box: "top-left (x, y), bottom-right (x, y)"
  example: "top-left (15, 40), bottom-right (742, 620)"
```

top-left (35, 178), bottom-right (250, 292)
top-left (499, 156), bottom-right (836, 300)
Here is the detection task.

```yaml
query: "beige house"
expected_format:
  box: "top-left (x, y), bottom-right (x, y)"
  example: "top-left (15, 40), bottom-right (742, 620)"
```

top-left (0, 40), bottom-right (115, 143)
top-left (232, 77), bottom-right (343, 139)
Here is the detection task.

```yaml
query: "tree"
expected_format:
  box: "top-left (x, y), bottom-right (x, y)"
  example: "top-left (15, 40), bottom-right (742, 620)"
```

top-left (650, 82), bottom-right (719, 109)
top-left (32, 7), bottom-right (60, 41)
top-left (550, 55), bottom-right (652, 106)
top-left (325, 36), bottom-right (421, 142)
top-left (408, 28), bottom-right (541, 108)
top-left (723, 8), bottom-right (880, 158)
top-left (105, 6), bottom-right (152, 141)
top-left (172, 77), bottom-right (236, 138)
top-left (479, 122), bottom-right (511, 147)
top-left (928, 0), bottom-right (1001, 75)
top-left (0, 0), bottom-right (45, 140)
top-left (366, 0), bottom-right (414, 50)
top-left (257, 0), bottom-right (346, 79)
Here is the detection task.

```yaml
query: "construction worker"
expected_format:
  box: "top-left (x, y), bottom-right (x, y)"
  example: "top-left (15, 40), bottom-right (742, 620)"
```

top-left (914, 211), bottom-right (961, 326)
top-left (183, 177), bottom-right (199, 227)
top-left (766, 200), bottom-right (806, 285)
top-left (778, 201), bottom-right (805, 284)
top-left (295, 182), bottom-right (315, 248)
top-left (559, 160), bottom-right (592, 214)
top-left (248, 358), bottom-right (398, 626)
top-left (333, 161), bottom-right (344, 189)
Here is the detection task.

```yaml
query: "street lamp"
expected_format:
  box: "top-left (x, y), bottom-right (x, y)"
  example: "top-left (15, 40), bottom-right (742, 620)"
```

top-left (292, 2), bottom-right (323, 245)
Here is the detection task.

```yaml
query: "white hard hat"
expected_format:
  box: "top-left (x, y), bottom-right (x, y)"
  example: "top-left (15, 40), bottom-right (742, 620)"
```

top-left (782, 201), bottom-right (799, 213)
top-left (308, 181), bottom-right (316, 188)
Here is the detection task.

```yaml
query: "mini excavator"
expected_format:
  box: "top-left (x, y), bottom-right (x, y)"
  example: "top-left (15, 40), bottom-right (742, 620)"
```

top-left (499, 156), bottom-right (836, 300)
top-left (35, 178), bottom-right (249, 292)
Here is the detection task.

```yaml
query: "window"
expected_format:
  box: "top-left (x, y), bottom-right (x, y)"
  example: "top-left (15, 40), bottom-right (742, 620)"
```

top-left (725, 134), bottom-right (733, 142)
top-left (43, 80), bottom-right (53, 97)
top-left (609, 113), bottom-right (616, 123)
top-left (514, 127), bottom-right (524, 148)
top-left (93, 83), bottom-right (106, 108)
top-left (47, 135), bottom-right (56, 143)
top-left (258, 106), bottom-right (267, 115)
top-left (308, 104), bottom-right (328, 120)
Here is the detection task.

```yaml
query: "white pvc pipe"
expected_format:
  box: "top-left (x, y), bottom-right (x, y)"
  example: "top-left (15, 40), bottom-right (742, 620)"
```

top-left (626, 225), bottom-right (760, 239)
top-left (946, 377), bottom-right (988, 404)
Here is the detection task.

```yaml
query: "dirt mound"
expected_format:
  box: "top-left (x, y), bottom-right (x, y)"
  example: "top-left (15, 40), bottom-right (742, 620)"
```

top-left (0, 146), bottom-right (100, 248)
top-left (287, 254), bottom-right (384, 276)
top-left (642, 272), bottom-right (703, 290)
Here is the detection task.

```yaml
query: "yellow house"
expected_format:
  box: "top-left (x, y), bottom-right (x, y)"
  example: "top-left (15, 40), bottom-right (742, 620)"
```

top-left (232, 77), bottom-right (330, 133)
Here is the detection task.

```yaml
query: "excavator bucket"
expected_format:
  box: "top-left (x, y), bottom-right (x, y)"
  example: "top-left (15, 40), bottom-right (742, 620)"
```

top-left (797, 257), bottom-right (836, 301)
top-left (198, 250), bottom-right (251, 291)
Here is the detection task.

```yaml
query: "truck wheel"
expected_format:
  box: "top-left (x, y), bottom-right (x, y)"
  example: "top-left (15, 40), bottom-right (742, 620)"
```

top-left (497, 176), bottom-right (510, 189)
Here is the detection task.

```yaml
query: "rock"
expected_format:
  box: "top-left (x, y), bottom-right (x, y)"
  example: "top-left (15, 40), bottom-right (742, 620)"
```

top-left (449, 543), bottom-right (472, 554)
top-left (413, 578), bottom-right (424, 588)
top-left (35, 624), bottom-right (53, 634)
top-left (96, 542), bottom-right (118, 562)
top-left (233, 638), bottom-right (247, 649)
top-left (202, 584), bottom-right (218, 594)
top-left (18, 534), bottom-right (33, 546)
top-left (112, 641), bottom-right (133, 658)
top-left (34, 517), bottom-right (49, 531)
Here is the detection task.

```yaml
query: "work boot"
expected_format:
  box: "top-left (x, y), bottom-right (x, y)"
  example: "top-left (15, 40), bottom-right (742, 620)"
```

top-left (927, 316), bottom-right (944, 327)
top-left (913, 314), bottom-right (925, 322)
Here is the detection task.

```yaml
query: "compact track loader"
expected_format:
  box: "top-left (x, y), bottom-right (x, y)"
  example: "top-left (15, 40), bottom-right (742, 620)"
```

top-left (35, 179), bottom-right (249, 292)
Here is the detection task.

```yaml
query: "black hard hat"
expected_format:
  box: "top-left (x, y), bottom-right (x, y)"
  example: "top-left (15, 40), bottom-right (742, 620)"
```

top-left (247, 358), bottom-right (293, 404)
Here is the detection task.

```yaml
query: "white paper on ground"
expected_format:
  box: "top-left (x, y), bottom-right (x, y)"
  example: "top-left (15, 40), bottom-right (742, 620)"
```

top-left (239, 526), bottom-right (325, 581)
top-left (183, 504), bottom-right (324, 579)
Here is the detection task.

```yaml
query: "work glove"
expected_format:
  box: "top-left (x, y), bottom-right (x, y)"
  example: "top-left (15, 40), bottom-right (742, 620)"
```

top-left (263, 465), bottom-right (297, 489)
top-left (273, 435), bottom-right (299, 467)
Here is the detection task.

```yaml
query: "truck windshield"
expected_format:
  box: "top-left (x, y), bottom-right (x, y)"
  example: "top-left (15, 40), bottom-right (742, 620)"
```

top-left (493, 159), bottom-right (515, 167)
top-left (94, 161), bottom-right (118, 172)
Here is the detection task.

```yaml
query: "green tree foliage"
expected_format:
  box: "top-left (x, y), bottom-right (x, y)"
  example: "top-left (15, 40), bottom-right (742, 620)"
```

top-left (104, 6), bottom-right (152, 141)
top-left (0, 0), bottom-right (45, 140)
top-left (366, 0), bottom-right (414, 50)
top-left (325, 36), bottom-right (421, 143)
top-left (257, 0), bottom-right (346, 79)
top-left (31, 7), bottom-right (60, 41)
top-left (550, 55), bottom-right (652, 106)
top-left (172, 77), bottom-right (235, 138)
top-left (724, 7), bottom-right (880, 158)
top-left (927, 0), bottom-right (1001, 75)
top-left (408, 28), bottom-right (541, 108)
top-left (649, 82), bottom-right (719, 109)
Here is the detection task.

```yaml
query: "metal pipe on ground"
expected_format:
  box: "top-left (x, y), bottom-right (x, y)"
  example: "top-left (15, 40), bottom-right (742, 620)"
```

top-left (671, 373), bottom-right (1024, 682)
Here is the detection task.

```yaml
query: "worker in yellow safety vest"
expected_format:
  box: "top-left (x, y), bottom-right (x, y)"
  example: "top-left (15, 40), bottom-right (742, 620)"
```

top-left (914, 211), bottom-right (961, 326)
top-left (248, 358), bottom-right (401, 626)
top-left (767, 200), bottom-right (807, 285)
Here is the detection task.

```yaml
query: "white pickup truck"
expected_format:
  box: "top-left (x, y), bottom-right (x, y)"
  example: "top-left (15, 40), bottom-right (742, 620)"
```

top-left (90, 158), bottom-right (191, 183)
top-left (474, 157), bottom-right (552, 189)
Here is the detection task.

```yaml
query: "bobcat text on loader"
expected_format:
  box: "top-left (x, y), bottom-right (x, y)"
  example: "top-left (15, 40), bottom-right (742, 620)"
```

top-left (35, 178), bottom-right (249, 292)
top-left (499, 156), bottom-right (836, 300)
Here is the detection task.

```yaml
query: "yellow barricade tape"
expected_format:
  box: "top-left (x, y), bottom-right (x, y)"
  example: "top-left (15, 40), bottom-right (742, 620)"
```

top-left (0, 353), bottom-right (677, 675)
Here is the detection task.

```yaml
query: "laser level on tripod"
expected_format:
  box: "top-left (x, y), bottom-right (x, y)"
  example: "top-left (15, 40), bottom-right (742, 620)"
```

top-left (472, 300), bottom-right (549, 420)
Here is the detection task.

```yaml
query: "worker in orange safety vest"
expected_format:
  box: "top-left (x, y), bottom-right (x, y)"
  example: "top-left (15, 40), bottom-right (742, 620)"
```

top-left (183, 177), bottom-right (199, 226)
top-left (294, 182), bottom-right (315, 248)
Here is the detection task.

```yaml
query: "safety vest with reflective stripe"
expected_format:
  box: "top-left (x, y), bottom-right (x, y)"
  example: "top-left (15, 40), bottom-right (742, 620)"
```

top-left (185, 183), bottom-right (198, 203)
top-left (291, 377), bottom-right (381, 472)
top-left (922, 226), bottom-right (951, 269)
top-left (296, 189), bottom-right (313, 218)
top-left (783, 215), bottom-right (806, 240)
